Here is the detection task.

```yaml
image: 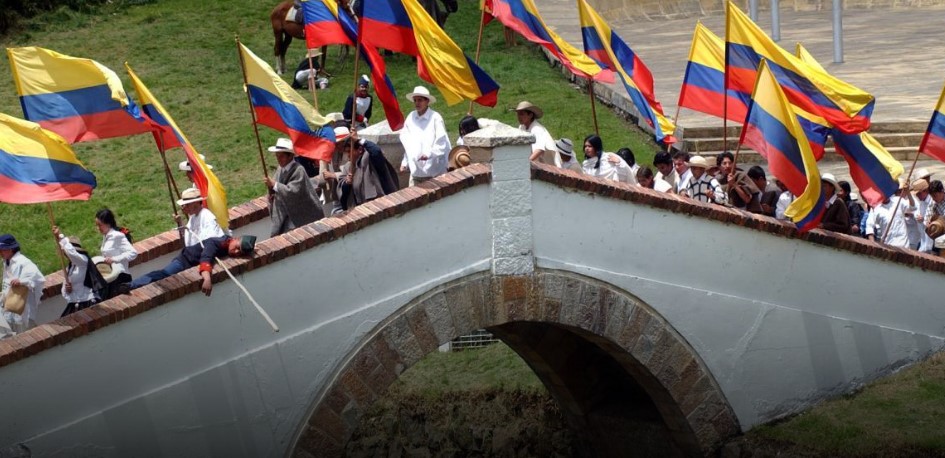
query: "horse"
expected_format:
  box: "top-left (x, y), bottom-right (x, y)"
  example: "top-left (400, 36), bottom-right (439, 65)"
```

top-left (271, 0), bottom-right (459, 75)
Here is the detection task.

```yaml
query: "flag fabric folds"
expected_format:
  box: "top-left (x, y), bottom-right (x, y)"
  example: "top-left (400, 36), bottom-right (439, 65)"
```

top-left (678, 22), bottom-right (748, 123)
top-left (794, 43), bottom-right (826, 73)
top-left (726, 2), bottom-right (874, 134)
top-left (302, 0), bottom-right (405, 130)
top-left (577, 0), bottom-right (675, 144)
top-left (482, 0), bottom-right (614, 83)
top-left (7, 47), bottom-right (150, 143)
top-left (0, 112), bottom-right (96, 204)
top-left (126, 64), bottom-right (229, 230)
top-left (237, 43), bottom-right (336, 161)
top-left (739, 60), bottom-right (826, 232)
top-left (919, 81), bottom-right (945, 163)
top-left (832, 130), bottom-right (903, 207)
top-left (360, 0), bottom-right (500, 106)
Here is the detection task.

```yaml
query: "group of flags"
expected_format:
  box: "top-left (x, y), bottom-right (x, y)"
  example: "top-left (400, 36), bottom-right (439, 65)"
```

top-left (6, 0), bottom-right (945, 238)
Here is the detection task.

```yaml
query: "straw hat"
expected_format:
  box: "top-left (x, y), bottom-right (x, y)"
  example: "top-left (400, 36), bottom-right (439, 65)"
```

top-left (178, 154), bottom-right (213, 172)
top-left (913, 178), bottom-right (930, 193)
top-left (406, 86), bottom-right (436, 104)
top-left (916, 167), bottom-right (932, 180)
top-left (267, 138), bottom-right (295, 154)
top-left (821, 173), bottom-right (840, 192)
top-left (91, 256), bottom-right (122, 284)
top-left (688, 155), bottom-right (710, 169)
top-left (513, 101), bottom-right (543, 119)
top-left (555, 138), bottom-right (574, 157)
top-left (306, 48), bottom-right (323, 58)
top-left (448, 146), bottom-right (471, 169)
top-left (176, 187), bottom-right (205, 206)
top-left (2, 284), bottom-right (28, 315)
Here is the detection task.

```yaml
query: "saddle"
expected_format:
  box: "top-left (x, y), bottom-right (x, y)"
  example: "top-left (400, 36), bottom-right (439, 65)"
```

top-left (286, 6), bottom-right (302, 23)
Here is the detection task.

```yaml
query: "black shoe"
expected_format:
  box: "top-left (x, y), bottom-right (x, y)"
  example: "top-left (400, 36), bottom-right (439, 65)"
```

top-left (115, 283), bottom-right (132, 295)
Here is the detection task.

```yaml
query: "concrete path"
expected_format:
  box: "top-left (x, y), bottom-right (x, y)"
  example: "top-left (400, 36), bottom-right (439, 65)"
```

top-left (538, 2), bottom-right (945, 127)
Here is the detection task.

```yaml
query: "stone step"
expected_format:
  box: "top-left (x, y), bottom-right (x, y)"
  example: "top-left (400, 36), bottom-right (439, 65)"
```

top-left (684, 132), bottom-right (926, 153)
top-left (680, 121), bottom-right (929, 139)
top-left (694, 146), bottom-right (918, 165)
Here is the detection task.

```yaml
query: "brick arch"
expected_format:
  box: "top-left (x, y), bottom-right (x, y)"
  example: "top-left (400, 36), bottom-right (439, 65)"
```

top-left (293, 269), bottom-right (739, 456)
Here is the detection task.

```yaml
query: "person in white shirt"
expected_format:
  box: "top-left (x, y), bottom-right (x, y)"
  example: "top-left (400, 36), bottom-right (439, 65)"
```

top-left (866, 182), bottom-right (915, 248)
top-left (636, 166), bottom-right (672, 192)
top-left (515, 101), bottom-right (556, 162)
top-left (553, 138), bottom-right (582, 173)
top-left (773, 179), bottom-right (794, 221)
top-left (681, 155), bottom-right (726, 205)
top-left (0, 234), bottom-right (44, 337)
top-left (175, 188), bottom-right (224, 248)
top-left (653, 151), bottom-right (679, 193)
top-left (96, 208), bottom-right (138, 294)
top-left (580, 134), bottom-right (637, 184)
top-left (672, 151), bottom-right (693, 194)
top-left (399, 86), bottom-right (451, 186)
top-left (52, 228), bottom-right (97, 316)
top-left (912, 179), bottom-right (934, 252)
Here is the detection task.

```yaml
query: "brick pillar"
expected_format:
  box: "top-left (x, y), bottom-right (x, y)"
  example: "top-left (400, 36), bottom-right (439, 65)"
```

top-left (464, 123), bottom-right (536, 276)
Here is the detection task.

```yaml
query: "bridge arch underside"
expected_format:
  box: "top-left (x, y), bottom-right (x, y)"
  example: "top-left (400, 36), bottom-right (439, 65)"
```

top-left (294, 270), bottom-right (739, 456)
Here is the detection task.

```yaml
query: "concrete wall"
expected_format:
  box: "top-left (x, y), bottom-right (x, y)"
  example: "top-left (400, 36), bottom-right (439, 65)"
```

top-left (0, 183), bottom-right (493, 457)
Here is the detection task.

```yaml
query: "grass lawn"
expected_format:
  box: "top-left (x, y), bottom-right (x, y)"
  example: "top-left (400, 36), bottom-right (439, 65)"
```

top-left (0, 0), bottom-right (658, 273)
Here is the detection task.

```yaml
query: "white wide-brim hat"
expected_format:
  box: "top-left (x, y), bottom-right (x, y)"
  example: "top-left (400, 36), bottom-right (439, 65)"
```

top-left (267, 137), bottom-right (295, 154)
top-left (821, 172), bottom-right (840, 192)
top-left (688, 155), bottom-right (710, 169)
top-left (176, 187), bottom-right (206, 206)
top-left (406, 86), bottom-right (436, 105)
top-left (178, 154), bottom-right (213, 172)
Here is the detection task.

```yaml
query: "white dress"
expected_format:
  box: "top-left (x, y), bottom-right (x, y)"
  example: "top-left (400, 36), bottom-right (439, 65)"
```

top-left (1, 252), bottom-right (45, 335)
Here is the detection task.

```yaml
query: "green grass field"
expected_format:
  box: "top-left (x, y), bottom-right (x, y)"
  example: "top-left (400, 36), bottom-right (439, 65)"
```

top-left (0, 0), bottom-right (658, 273)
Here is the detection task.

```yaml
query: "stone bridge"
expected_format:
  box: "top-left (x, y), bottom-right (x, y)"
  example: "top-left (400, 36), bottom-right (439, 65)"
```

top-left (2, 124), bottom-right (944, 457)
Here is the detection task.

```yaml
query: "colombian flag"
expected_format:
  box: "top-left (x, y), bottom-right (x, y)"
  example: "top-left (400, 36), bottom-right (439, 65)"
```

top-left (126, 64), bottom-right (229, 230)
top-left (832, 130), bottom-right (903, 207)
top-left (483, 0), bottom-right (613, 83)
top-left (360, 0), bottom-right (500, 106)
top-left (794, 43), bottom-right (826, 73)
top-left (7, 47), bottom-right (150, 143)
top-left (302, 0), bottom-right (405, 130)
top-left (577, 0), bottom-right (674, 144)
top-left (739, 60), bottom-right (826, 232)
top-left (238, 42), bottom-right (336, 161)
top-left (919, 81), bottom-right (945, 163)
top-left (726, 2), bottom-right (873, 135)
top-left (680, 22), bottom-right (828, 157)
top-left (0, 112), bottom-right (96, 204)
top-left (678, 22), bottom-right (748, 123)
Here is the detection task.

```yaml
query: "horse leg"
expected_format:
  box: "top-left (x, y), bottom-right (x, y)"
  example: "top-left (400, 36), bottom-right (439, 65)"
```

top-left (279, 33), bottom-right (293, 75)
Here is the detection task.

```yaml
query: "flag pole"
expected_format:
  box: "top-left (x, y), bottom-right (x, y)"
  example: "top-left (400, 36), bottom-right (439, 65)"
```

top-left (347, 10), bottom-right (366, 195)
top-left (589, 79), bottom-right (600, 136)
top-left (155, 132), bottom-right (185, 240)
top-left (235, 36), bottom-right (271, 182)
top-left (306, 51), bottom-right (321, 112)
top-left (881, 148), bottom-right (920, 244)
top-left (722, 4), bottom-right (730, 155)
top-left (45, 203), bottom-right (70, 289)
top-left (467, 7), bottom-right (488, 115)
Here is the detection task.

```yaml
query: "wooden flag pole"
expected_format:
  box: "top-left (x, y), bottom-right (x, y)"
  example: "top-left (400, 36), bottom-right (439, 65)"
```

top-left (881, 148), bottom-right (921, 244)
top-left (45, 203), bottom-right (70, 288)
top-left (235, 36), bottom-right (271, 181)
top-left (155, 132), bottom-right (185, 241)
top-left (669, 104), bottom-right (683, 152)
top-left (589, 80), bottom-right (600, 136)
top-left (467, 7), bottom-right (488, 116)
top-left (346, 10), bottom-right (367, 191)
top-left (306, 51), bottom-right (321, 112)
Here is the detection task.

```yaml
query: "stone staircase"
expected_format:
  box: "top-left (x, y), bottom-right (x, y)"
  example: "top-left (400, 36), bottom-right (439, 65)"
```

top-left (678, 121), bottom-right (928, 164)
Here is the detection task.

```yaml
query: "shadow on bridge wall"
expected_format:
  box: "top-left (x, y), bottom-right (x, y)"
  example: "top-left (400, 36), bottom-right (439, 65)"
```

top-left (293, 270), bottom-right (739, 457)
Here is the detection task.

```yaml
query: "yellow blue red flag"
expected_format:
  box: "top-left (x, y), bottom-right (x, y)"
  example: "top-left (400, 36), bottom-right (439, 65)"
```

top-left (6, 47), bottom-right (150, 143)
top-left (482, 0), bottom-right (613, 83)
top-left (726, 2), bottom-right (873, 134)
top-left (920, 81), bottom-right (945, 164)
top-left (0, 112), bottom-right (96, 204)
top-left (126, 64), bottom-right (229, 230)
top-left (739, 59), bottom-right (826, 232)
top-left (359, 0), bottom-right (500, 106)
top-left (238, 42), bottom-right (336, 161)
top-left (576, 0), bottom-right (674, 144)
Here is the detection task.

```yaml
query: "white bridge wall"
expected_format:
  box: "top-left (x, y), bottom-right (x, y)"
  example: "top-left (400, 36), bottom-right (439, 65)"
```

top-left (1, 186), bottom-right (492, 457)
top-left (530, 180), bottom-right (945, 427)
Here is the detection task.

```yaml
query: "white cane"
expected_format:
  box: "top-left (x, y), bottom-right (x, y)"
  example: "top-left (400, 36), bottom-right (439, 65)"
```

top-left (184, 227), bottom-right (279, 333)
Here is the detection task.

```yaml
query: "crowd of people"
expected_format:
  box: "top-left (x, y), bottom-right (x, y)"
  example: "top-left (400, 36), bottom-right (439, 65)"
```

top-left (2, 81), bottom-right (941, 339)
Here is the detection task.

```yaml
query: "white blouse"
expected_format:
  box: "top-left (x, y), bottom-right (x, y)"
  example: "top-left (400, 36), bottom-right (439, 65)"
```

top-left (101, 228), bottom-right (138, 275)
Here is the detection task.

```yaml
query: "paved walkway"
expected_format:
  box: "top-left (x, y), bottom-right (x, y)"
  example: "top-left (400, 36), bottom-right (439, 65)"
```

top-left (539, 2), bottom-right (945, 127)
